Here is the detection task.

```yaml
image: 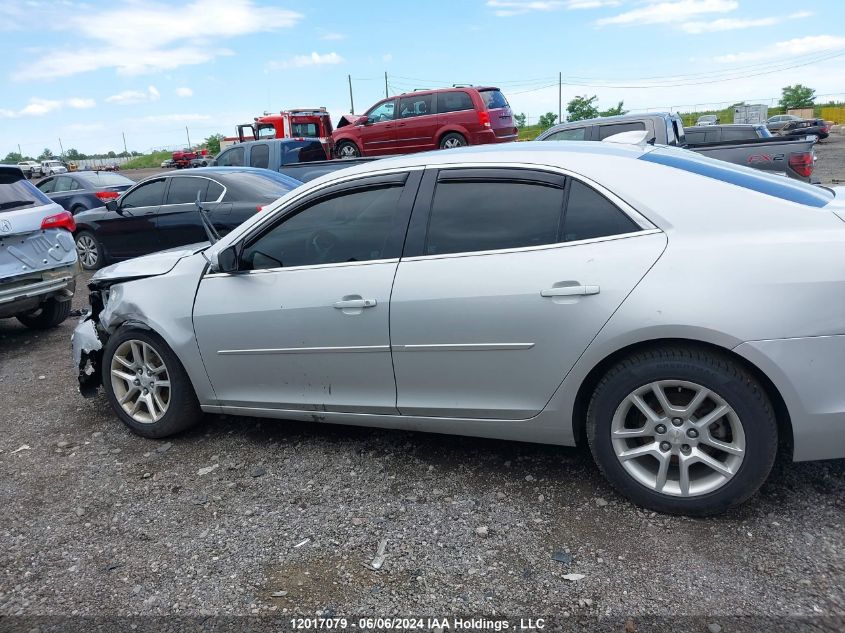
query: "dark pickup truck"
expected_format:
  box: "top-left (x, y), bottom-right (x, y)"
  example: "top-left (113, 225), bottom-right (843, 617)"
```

top-left (214, 138), bottom-right (378, 182)
top-left (536, 113), bottom-right (818, 181)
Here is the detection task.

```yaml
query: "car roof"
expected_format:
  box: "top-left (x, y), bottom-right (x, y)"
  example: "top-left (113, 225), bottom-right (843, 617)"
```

top-left (388, 86), bottom-right (499, 99)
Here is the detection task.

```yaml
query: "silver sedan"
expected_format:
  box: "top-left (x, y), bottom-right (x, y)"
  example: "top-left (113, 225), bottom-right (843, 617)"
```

top-left (72, 141), bottom-right (845, 515)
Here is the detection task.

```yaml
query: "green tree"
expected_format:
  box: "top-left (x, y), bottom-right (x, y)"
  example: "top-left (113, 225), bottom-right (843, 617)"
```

top-left (537, 112), bottom-right (558, 129)
top-left (779, 84), bottom-right (815, 110)
top-left (107, 150), bottom-right (117, 158)
top-left (39, 148), bottom-right (53, 160)
top-left (2, 151), bottom-right (23, 164)
top-left (566, 95), bottom-right (599, 122)
top-left (204, 133), bottom-right (225, 155)
top-left (65, 148), bottom-right (87, 161)
top-left (600, 101), bottom-right (627, 117)
top-left (514, 113), bottom-right (527, 128)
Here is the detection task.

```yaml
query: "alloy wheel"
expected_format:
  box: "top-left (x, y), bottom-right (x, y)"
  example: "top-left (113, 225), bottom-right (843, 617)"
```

top-left (443, 137), bottom-right (464, 149)
top-left (75, 235), bottom-right (98, 268)
top-left (610, 380), bottom-right (746, 497)
top-left (110, 340), bottom-right (171, 424)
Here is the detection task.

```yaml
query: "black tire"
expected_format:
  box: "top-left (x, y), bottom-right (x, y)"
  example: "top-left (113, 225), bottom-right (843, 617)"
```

top-left (335, 141), bottom-right (360, 158)
top-left (70, 204), bottom-right (87, 215)
top-left (586, 346), bottom-right (778, 516)
top-left (16, 297), bottom-right (71, 329)
top-left (74, 230), bottom-right (105, 270)
top-left (102, 327), bottom-right (203, 439)
top-left (439, 132), bottom-right (467, 150)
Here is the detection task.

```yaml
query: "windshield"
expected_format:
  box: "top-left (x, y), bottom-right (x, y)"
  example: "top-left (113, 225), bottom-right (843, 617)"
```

top-left (257, 123), bottom-right (277, 139)
top-left (0, 171), bottom-right (52, 212)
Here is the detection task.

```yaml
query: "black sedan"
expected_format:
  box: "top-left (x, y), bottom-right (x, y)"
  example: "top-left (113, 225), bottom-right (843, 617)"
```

top-left (36, 171), bottom-right (135, 214)
top-left (779, 118), bottom-right (830, 140)
top-left (72, 167), bottom-right (302, 270)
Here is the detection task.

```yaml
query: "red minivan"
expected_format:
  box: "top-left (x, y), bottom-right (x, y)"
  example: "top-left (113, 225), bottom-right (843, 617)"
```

top-left (331, 86), bottom-right (517, 158)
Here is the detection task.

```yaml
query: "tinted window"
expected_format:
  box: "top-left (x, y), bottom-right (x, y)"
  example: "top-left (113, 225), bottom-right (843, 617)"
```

top-left (426, 179), bottom-right (563, 256)
top-left (480, 89), bottom-right (509, 109)
top-left (242, 185), bottom-right (404, 269)
top-left (367, 100), bottom-right (395, 123)
top-left (437, 91), bottom-right (474, 114)
top-left (54, 176), bottom-right (75, 192)
top-left (563, 181), bottom-right (640, 242)
top-left (399, 94), bottom-right (434, 118)
top-left (640, 149), bottom-right (834, 208)
top-left (37, 178), bottom-right (56, 193)
top-left (544, 127), bottom-right (587, 141)
top-left (598, 122), bottom-right (646, 140)
top-left (250, 144), bottom-right (270, 169)
top-left (207, 180), bottom-right (224, 201)
top-left (221, 171), bottom-right (301, 202)
top-left (217, 147), bottom-right (244, 167)
top-left (0, 172), bottom-right (52, 211)
top-left (282, 140), bottom-right (327, 164)
top-left (121, 179), bottom-right (166, 209)
top-left (165, 177), bottom-right (213, 205)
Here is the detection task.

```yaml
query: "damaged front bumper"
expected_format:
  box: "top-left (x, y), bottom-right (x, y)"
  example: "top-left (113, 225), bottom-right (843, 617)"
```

top-left (71, 286), bottom-right (108, 397)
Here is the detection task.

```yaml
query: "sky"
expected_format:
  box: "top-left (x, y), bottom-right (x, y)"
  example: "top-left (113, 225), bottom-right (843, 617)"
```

top-left (1, 0), bottom-right (844, 157)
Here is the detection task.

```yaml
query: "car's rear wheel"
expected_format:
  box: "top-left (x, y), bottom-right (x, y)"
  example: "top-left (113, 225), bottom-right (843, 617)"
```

top-left (586, 346), bottom-right (778, 516)
top-left (440, 132), bottom-right (467, 149)
top-left (102, 328), bottom-right (202, 438)
top-left (75, 231), bottom-right (104, 270)
top-left (16, 297), bottom-right (71, 329)
top-left (335, 141), bottom-right (360, 158)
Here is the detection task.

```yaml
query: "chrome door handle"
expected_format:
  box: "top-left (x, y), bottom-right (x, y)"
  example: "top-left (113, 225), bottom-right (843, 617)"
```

top-left (333, 298), bottom-right (377, 309)
top-left (540, 285), bottom-right (600, 297)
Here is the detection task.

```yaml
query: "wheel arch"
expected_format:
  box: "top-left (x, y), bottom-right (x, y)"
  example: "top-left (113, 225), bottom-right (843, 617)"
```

top-left (570, 337), bottom-right (793, 458)
top-left (436, 127), bottom-right (469, 145)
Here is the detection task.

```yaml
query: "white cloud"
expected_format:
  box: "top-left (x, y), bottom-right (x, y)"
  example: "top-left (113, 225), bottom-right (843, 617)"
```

top-left (14, 0), bottom-right (302, 80)
top-left (176, 87), bottom-right (194, 97)
top-left (714, 35), bottom-right (845, 63)
top-left (681, 11), bottom-right (813, 33)
top-left (266, 52), bottom-right (344, 71)
top-left (106, 85), bottom-right (161, 105)
top-left (319, 32), bottom-right (345, 41)
top-left (597, 0), bottom-right (737, 26)
top-left (0, 97), bottom-right (96, 118)
top-left (487, 0), bottom-right (619, 16)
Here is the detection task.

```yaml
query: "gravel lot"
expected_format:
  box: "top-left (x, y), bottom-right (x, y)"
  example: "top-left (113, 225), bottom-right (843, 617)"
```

top-left (2, 139), bottom-right (844, 631)
top-left (0, 274), bottom-right (843, 631)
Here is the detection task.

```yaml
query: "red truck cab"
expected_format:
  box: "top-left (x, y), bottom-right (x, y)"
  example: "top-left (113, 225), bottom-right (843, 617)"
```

top-left (237, 108), bottom-right (334, 155)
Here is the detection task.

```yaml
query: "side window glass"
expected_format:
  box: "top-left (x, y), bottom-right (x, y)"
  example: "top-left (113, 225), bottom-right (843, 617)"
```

top-left (425, 178), bottom-right (564, 256)
top-left (217, 147), bottom-right (244, 167)
top-left (562, 180), bottom-right (640, 242)
top-left (545, 128), bottom-right (586, 141)
top-left (250, 144), bottom-right (270, 169)
top-left (165, 177), bottom-right (210, 205)
top-left (53, 176), bottom-right (73, 192)
top-left (121, 179), bottom-right (166, 209)
top-left (242, 185), bottom-right (404, 270)
top-left (206, 180), bottom-right (224, 201)
top-left (367, 100), bottom-right (395, 123)
top-left (436, 91), bottom-right (473, 113)
top-left (399, 94), bottom-right (434, 118)
top-left (598, 122), bottom-right (646, 140)
top-left (37, 178), bottom-right (56, 193)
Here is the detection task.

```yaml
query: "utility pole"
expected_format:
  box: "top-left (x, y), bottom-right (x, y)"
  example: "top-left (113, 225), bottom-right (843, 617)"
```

top-left (348, 74), bottom-right (355, 113)
top-left (186, 126), bottom-right (192, 149)
top-left (558, 72), bottom-right (562, 124)
top-left (58, 137), bottom-right (64, 158)
top-left (122, 132), bottom-right (128, 155)
top-left (18, 144), bottom-right (22, 157)
top-left (384, 71), bottom-right (389, 99)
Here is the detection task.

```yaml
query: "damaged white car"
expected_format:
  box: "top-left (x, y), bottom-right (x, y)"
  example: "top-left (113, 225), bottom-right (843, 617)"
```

top-left (73, 142), bottom-right (845, 516)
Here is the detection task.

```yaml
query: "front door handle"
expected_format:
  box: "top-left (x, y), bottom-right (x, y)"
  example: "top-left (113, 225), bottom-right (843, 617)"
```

top-left (333, 298), bottom-right (377, 309)
top-left (540, 285), bottom-right (600, 297)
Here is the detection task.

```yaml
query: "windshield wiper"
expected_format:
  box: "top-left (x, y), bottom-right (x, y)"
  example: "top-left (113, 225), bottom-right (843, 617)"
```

top-left (0, 200), bottom-right (36, 211)
top-left (195, 192), bottom-right (220, 244)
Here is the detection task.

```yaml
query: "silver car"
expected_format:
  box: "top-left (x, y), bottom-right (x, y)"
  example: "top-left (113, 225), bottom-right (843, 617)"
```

top-left (1, 166), bottom-right (78, 329)
top-left (72, 142), bottom-right (845, 516)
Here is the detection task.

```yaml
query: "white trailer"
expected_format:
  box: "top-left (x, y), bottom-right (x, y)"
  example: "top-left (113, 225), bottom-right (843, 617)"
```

top-left (733, 104), bottom-right (769, 125)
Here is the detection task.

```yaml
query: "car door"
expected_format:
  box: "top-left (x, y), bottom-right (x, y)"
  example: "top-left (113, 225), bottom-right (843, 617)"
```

top-left (96, 178), bottom-right (166, 259)
top-left (360, 99), bottom-right (398, 155)
top-left (193, 170), bottom-right (422, 413)
top-left (154, 175), bottom-right (226, 250)
top-left (389, 168), bottom-right (666, 420)
top-left (395, 94), bottom-right (438, 152)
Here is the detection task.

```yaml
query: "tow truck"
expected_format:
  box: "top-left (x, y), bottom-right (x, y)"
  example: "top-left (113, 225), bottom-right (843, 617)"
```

top-left (236, 108), bottom-right (334, 156)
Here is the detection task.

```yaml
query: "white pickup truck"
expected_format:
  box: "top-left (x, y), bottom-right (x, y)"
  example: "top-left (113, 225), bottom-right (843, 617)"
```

top-left (38, 160), bottom-right (68, 177)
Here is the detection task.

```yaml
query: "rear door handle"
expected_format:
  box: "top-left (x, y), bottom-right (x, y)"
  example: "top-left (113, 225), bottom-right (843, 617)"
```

top-left (540, 285), bottom-right (600, 297)
top-left (333, 298), bottom-right (377, 309)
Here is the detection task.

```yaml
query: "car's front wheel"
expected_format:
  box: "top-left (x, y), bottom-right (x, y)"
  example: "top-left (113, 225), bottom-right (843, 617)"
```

top-left (102, 328), bottom-right (203, 438)
top-left (586, 346), bottom-right (778, 516)
top-left (75, 231), bottom-right (105, 270)
top-left (335, 141), bottom-right (360, 158)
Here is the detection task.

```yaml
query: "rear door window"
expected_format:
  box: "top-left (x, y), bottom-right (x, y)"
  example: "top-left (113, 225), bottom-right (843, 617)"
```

top-left (165, 177), bottom-right (210, 205)
top-left (562, 180), bottom-right (641, 242)
top-left (399, 94), bottom-right (434, 119)
top-left (53, 176), bottom-right (75, 192)
top-left (437, 91), bottom-right (474, 114)
top-left (250, 143), bottom-right (270, 169)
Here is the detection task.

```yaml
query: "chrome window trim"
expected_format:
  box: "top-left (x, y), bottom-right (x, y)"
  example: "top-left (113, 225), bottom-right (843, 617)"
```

top-left (203, 257), bottom-right (400, 278)
top-left (402, 229), bottom-right (663, 263)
